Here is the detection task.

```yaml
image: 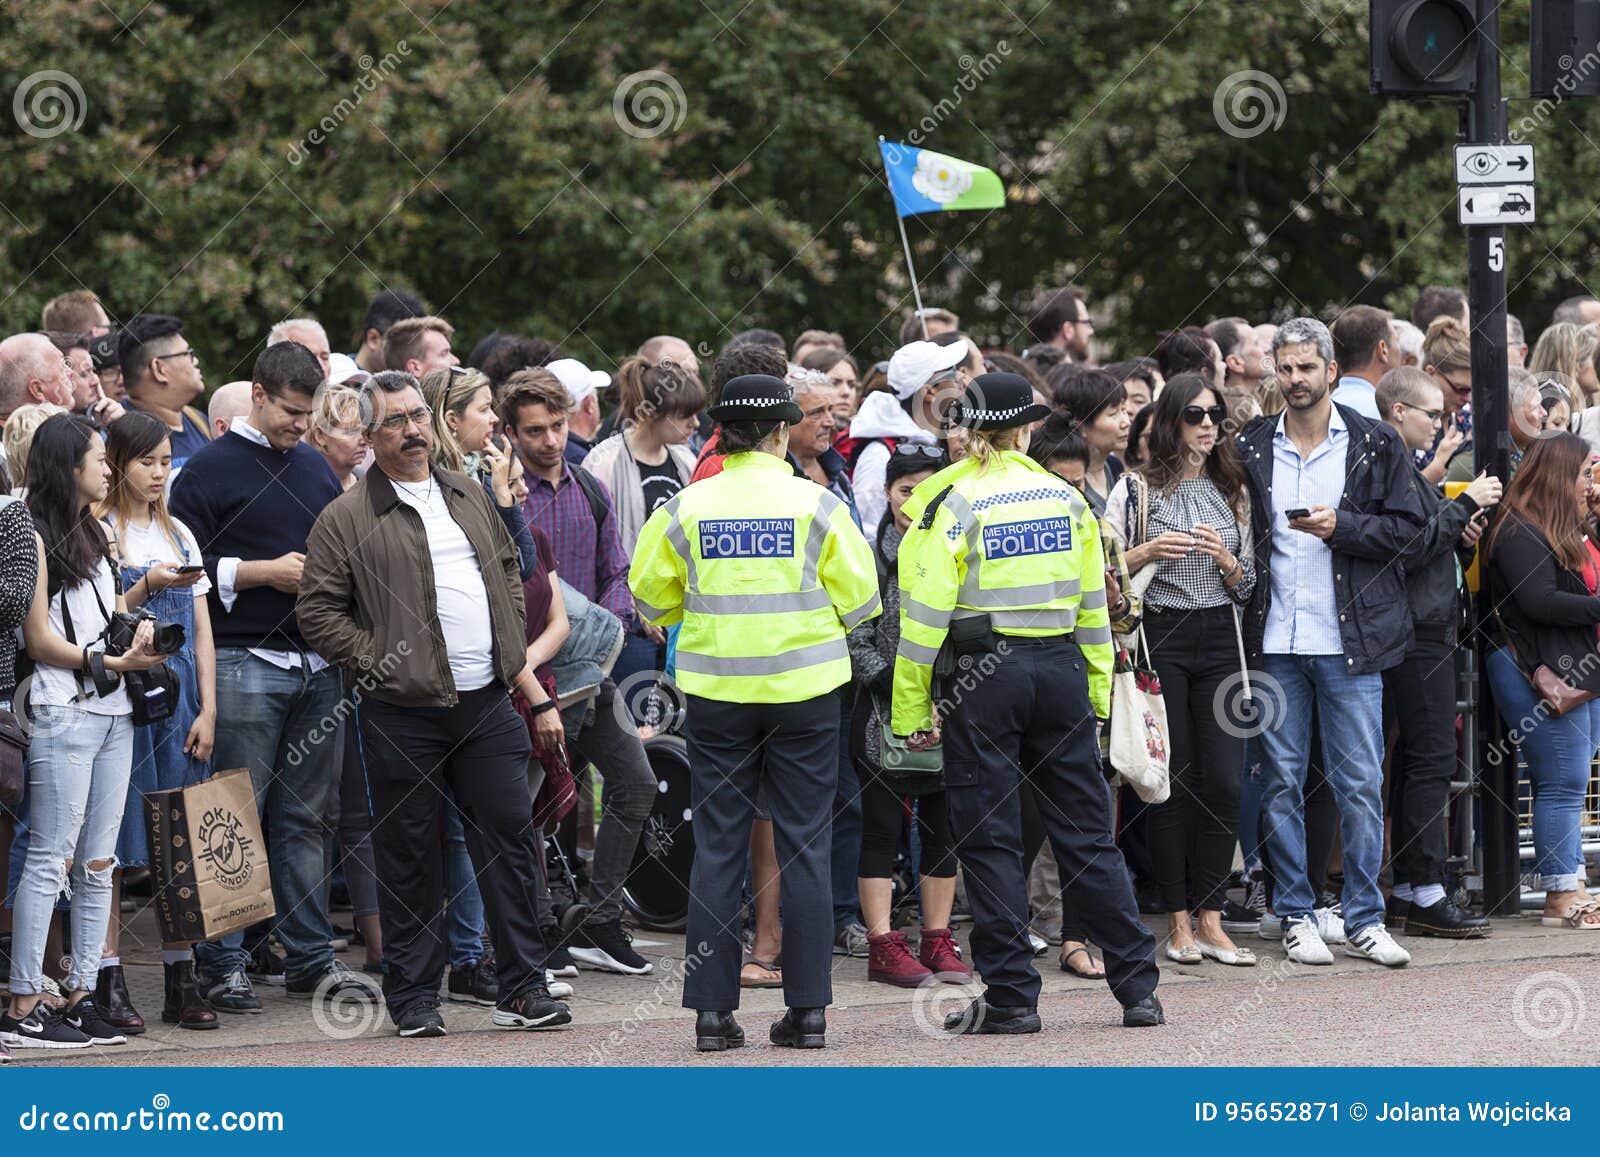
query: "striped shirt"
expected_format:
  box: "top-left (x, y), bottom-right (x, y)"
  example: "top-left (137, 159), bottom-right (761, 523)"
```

top-left (522, 462), bottom-right (636, 629)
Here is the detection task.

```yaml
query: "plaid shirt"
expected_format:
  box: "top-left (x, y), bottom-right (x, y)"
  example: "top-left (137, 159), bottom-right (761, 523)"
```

top-left (522, 462), bottom-right (636, 630)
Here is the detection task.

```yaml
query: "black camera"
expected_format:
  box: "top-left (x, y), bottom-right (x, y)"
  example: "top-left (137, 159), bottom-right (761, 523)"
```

top-left (106, 609), bottom-right (186, 656)
top-left (99, 609), bottom-right (182, 726)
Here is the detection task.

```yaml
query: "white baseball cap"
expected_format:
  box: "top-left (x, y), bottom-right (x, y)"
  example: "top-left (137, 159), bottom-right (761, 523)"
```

top-left (887, 339), bottom-right (971, 401)
top-left (327, 351), bottom-right (367, 386)
top-left (546, 358), bottom-right (610, 407)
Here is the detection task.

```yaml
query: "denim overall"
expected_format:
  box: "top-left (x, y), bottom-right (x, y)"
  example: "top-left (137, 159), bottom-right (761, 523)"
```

top-left (114, 541), bottom-right (211, 868)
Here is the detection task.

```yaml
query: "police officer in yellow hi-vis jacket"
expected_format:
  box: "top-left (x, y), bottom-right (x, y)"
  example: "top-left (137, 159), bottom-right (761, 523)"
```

top-left (630, 374), bottom-right (880, 1053)
top-left (893, 372), bottom-right (1164, 1033)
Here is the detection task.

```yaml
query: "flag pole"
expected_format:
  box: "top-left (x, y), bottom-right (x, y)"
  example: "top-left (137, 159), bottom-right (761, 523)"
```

top-left (880, 136), bottom-right (928, 339)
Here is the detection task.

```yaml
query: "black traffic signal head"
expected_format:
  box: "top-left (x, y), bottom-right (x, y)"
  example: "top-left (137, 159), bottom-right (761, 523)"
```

top-left (1531, 0), bottom-right (1600, 97)
top-left (1371, 0), bottom-right (1479, 95)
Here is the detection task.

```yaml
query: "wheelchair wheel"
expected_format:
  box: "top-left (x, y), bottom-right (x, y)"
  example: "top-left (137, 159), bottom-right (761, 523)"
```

top-left (620, 734), bottom-right (696, 932)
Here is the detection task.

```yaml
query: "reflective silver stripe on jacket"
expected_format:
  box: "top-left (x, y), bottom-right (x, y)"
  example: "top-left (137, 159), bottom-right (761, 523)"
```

top-left (684, 588), bottom-right (834, 615)
top-left (800, 490), bottom-right (841, 589)
top-left (895, 637), bottom-right (942, 666)
top-left (983, 608), bottom-right (1079, 631)
top-left (634, 596), bottom-right (674, 622)
top-left (1077, 585), bottom-right (1108, 610)
top-left (840, 593), bottom-right (883, 631)
top-left (1075, 623), bottom-right (1114, 645)
top-left (674, 636), bottom-right (849, 677)
top-left (662, 496), bottom-right (699, 590)
top-left (961, 577), bottom-right (1082, 608)
top-left (903, 596), bottom-right (951, 631)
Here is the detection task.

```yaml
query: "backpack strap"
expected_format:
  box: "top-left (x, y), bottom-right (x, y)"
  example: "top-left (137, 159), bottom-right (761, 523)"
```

top-left (569, 465), bottom-right (611, 530)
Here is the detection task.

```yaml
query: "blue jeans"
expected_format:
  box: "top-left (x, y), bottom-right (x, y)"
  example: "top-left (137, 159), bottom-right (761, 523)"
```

top-left (9, 706), bottom-right (133, 995)
top-left (194, 650), bottom-right (342, 983)
top-left (1486, 647), bottom-right (1596, 892)
top-left (1256, 654), bottom-right (1386, 935)
top-left (445, 806), bottom-right (485, 968)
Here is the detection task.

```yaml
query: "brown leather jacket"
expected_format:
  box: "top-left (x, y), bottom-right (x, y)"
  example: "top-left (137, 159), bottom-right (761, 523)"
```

top-left (298, 466), bottom-right (528, 707)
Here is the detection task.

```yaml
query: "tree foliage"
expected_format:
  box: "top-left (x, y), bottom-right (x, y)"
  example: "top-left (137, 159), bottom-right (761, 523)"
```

top-left (0, 0), bottom-right (1593, 377)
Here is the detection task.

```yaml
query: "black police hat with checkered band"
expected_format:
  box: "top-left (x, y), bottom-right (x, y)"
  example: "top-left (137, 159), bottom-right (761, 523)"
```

top-left (946, 372), bottom-right (1051, 431)
top-left (707, 373), bottom-right (804, 424)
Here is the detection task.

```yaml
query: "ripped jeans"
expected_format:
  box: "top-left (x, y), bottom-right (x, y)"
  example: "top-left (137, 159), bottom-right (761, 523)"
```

top-left (9, 705), bottom-right (133, 996)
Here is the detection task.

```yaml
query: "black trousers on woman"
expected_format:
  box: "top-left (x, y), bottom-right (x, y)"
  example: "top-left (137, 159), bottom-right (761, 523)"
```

top-left (1143, 606), bottom-right (1245, 914)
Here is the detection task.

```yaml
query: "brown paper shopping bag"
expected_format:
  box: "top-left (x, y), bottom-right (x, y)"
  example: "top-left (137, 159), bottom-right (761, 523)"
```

top-left (144, 767), bottom-right (275, 943)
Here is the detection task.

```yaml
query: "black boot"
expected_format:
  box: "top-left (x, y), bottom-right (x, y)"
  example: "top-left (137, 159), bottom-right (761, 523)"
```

top-left (769, 1007), bottom-right (826, 1048)
top-left (943, 997), bottom-right (1041, 1035)
top-left (162, 960), bottom-right (219, 1030)
top-left (1123, 994), bottom-right (1166, 1028)
top-left (694, 1011), bottom-right (745, 1052)
top-left (94, 964), bottom-right (146, 1036)
top-left (1406, 897), bottom-right (1491, 939)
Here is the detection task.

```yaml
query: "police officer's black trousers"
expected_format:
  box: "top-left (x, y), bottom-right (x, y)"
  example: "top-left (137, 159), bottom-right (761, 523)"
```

top-left (681, 692), bottom-right (840, 1012)
top-left (942, 636), bottom-right (1159, 1010)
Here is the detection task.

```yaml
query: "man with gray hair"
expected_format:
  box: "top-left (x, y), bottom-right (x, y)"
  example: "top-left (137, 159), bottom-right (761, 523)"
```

top-left (0, 332), bottom-right (73, 423)
top-left (1506, 314), bottom-right (1528, 368)
top-left (1444, 366), bottom-right (1552, 482)
top-left (207, 380), bottom-right (254, 439)
top-left (1236, 317), bottom-right (1425, 970)
top-left (267, 318), bottom-right (332, 382)
top-left (1391, 319), bottom-right (1424, 368)
top-left (1552, 294), bottom-right (1600, 327)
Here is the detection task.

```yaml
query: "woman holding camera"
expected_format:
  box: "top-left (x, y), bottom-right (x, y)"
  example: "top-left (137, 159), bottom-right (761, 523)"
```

top-left (1, 414), bottom-right (167, 1050)
top-left (98, 411), bottom-right (218, 1030)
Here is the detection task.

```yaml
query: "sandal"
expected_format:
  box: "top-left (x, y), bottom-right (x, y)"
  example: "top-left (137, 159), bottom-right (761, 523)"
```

top-left (1541, 897), bottom-right (1600, 929)
top-left (739, 954), bottom-right (784, 988)
top-left (1059, 945), bottom-right (1106, 979)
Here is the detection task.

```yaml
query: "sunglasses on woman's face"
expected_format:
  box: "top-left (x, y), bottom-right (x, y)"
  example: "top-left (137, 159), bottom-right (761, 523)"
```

top-left (1181, 404), bottom-right (1227, 427)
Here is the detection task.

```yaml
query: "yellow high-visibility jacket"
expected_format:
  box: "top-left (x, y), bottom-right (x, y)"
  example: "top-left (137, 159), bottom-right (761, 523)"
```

top-left (629, 451), bottom-right (881, 704)
top-left (891, 450), bottom-right (1113, 735)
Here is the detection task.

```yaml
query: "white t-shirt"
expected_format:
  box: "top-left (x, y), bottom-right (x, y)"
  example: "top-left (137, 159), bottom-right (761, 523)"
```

top-left (390, 476), bottom-right (496, 692)
top-left (114, 515), bottom-right (213, 599)
top-left (31, 557), bottom-right (131, 716)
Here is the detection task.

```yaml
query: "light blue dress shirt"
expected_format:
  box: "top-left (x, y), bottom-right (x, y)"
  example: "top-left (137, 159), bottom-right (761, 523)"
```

top-left (1263, 406), bottom-right (1347, 655)
top-left (1331, 375), bottom-right (1379, 420)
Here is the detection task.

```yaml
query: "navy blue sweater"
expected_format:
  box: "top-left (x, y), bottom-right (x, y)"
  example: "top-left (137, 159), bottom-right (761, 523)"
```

top-left (170, 431), bottom-right (341, 651)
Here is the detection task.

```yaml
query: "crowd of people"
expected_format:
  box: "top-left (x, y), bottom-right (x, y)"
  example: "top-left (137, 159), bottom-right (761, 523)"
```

top-left (0, 279), bottom-right (1597, 1057)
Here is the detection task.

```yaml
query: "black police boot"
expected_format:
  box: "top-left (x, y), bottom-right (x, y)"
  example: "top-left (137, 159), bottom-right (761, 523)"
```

top-left (942, 997), bottom-right (1041, 1035)
top-left (695, 1011), bottom-right (745, 1052)
top-left (769, 1007), bottom-right (826, 1049)
top-left (1123, 994), bottom-right (1166, 1028)
top-left (1406, 897), bottom-right (1491, 939)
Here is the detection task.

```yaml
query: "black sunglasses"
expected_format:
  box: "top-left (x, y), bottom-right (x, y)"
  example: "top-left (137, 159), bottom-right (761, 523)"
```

top-left (1181, 404), bottom-right (1227, 427)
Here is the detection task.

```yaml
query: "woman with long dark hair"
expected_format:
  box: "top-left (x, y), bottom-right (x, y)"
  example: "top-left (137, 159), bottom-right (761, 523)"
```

top-left (1107, 373), bottom-right (1257, 965)
top-left (2, 415), bottom-right (166, 1050)
top-left (97, 411), bottom-right (218, 1030)
top-left (1485, 432), bottom-right (1600, 930)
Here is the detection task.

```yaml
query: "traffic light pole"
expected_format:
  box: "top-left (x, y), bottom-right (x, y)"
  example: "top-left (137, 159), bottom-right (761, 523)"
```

top-left (1466, 0), bottom-right (1521, 918)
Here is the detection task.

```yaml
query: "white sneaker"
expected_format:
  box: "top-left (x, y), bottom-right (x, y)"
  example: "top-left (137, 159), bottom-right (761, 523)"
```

top-left (1283, 915), bottom-right (1333, 965)
top-left (547, 979), bottom-right (574, 999)
top-left (1345, 924), bottom-right (1410, 968)
top-left (1258, 912), bottom-right (1283, 940)
top-left (1314, 904), bottom-right (1346, 944)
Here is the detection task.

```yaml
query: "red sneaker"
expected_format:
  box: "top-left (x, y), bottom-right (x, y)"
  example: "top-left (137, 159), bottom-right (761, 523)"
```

top-left (918, 926), bottom-right (973, 982)
top-left (867, 931), bottom-right (934, 988)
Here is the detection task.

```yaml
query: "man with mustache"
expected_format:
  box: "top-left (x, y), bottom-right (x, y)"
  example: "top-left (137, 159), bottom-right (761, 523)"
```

top-left (299, 371), bottom-right (567, 1039)
top-left (1235, 317), bottom-right (1426, 971)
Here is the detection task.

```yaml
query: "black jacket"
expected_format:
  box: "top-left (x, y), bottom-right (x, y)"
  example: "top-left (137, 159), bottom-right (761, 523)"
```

top-left (1486, 517), bottom-right (1600, 695)
top-left (1397, 466), bottom-right (1480, 646)
top-left (1237, 404), bottom-right (1427, 675)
